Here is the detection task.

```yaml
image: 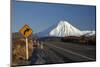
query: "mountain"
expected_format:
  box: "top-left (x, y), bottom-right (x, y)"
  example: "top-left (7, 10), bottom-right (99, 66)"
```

top-left (49, 21), bottom-right (83, 37)
top-left (36, 20), bottom-right (95, 37)
top-left (36, 23), bottom-right (57, 37)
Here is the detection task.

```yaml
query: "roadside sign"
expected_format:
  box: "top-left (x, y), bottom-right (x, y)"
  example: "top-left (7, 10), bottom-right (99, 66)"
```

top-left (19, 24), bottom-right (33, 60)
top-left (19, 24), bottom-right (33, 38)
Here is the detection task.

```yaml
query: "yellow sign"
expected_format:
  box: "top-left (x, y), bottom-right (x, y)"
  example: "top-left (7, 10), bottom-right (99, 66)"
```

top-left (19, 24), bottom-right (33, 38)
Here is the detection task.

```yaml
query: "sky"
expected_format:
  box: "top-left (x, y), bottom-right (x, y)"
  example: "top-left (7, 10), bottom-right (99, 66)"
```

top-left (12, 0), bottom-right (96, 33)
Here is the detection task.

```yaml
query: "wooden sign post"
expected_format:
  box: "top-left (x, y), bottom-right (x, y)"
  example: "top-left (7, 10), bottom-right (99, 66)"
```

top-left (26, 37), bottom-right (28, 60)
top-left (19, 24), bottom-right (33, 60)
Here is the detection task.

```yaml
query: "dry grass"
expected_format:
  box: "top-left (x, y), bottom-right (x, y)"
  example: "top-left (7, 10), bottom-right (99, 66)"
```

top-left (61, 36), bottom-right (96, 45)
top-left (12, 38), bottom-right (34, 66)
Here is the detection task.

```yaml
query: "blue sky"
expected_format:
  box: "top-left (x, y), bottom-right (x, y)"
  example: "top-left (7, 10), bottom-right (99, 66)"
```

top-left (12, 0), bottom-right (96, 33)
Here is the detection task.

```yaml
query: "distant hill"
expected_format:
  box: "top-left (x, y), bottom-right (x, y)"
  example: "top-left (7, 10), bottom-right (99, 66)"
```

top-left (12, 32), bottom-right (23, 39)
top-left (12, 32), bottom-right (37, 40)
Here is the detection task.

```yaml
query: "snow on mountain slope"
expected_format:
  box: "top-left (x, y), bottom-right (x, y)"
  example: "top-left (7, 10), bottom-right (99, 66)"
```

top-left (49, 20), bottom-right (83, 37)
top-left (82, 31), bottom-right (95, 36)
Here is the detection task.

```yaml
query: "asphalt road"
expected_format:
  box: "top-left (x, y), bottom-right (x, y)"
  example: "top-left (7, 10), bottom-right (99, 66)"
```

top-left (44, 41), bottom-right (95, 60)
top-left (29, 41), bottom-right (96, 65)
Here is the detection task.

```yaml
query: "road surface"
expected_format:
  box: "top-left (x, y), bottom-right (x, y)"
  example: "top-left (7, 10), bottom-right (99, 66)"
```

top-left (29, 41), bottom-right (96, 65)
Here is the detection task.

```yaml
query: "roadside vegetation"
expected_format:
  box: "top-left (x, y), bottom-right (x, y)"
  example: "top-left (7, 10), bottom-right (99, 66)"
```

top-left (61, 36), bottom-right (96, 45)
top-left (12, 38), bottom-right (34, 66)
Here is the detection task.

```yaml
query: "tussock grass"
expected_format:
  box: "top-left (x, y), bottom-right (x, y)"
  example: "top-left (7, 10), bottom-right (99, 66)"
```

top-left (12, 38), bottom-right (33, 66)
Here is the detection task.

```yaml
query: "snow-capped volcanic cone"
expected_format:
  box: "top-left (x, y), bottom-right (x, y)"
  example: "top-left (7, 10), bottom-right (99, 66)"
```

top-left (49, 20), bottom-right (83, 37)
top-left (36, 20), bottom-right (95, 37)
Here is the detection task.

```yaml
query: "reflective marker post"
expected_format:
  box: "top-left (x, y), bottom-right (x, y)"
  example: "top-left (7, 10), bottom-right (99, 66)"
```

top-left (26, 37), bottom-right (28, 60)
